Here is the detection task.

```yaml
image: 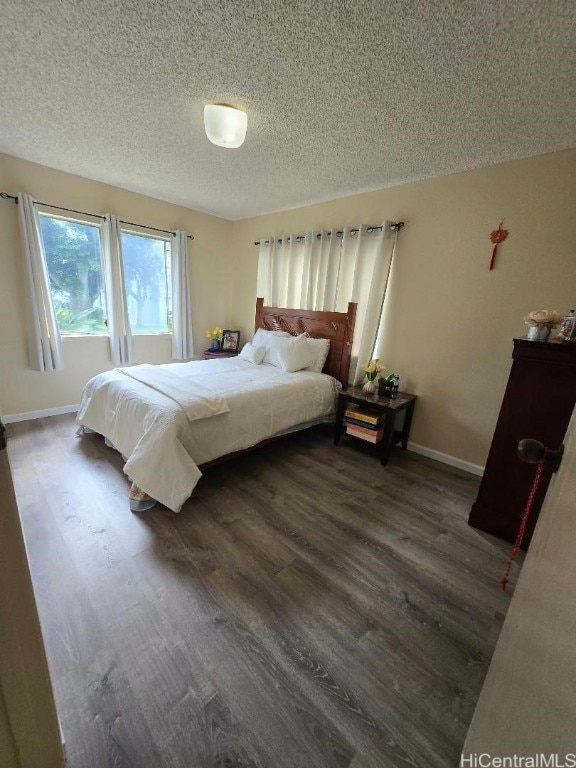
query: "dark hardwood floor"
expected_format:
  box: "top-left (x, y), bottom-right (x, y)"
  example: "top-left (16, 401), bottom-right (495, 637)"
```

top-left (7, 414), bottom-right (519, 768)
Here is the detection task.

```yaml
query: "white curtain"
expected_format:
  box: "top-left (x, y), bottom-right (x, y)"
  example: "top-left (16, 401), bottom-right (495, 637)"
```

top-left (256, 236), bottom-right (278, 305)
top-left (257, 231), bottom-right (343, 313)
top-left (301, 230), bottom-right (343, 310)
top-left (342, 224), bottom-right (396, 384)
top-left (256, 222), bottom-right (396, 383)
top-left (17, 193), bottom-right (63, 372)
top-left (257, 235), bottom-right (301, 308)
top-left (171, 230), bottom-right (194, 360)
top-left (101, 214), bottom-right (132, 366)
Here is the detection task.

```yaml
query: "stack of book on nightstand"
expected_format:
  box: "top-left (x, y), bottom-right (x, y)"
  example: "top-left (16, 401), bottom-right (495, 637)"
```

top-left (344, 405), bottom-right (385, 443)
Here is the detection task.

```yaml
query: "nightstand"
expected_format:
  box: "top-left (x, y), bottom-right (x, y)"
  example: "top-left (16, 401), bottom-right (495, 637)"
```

top-left (202, 349), bottom-right (239, 360)
top-left (334, 386), bottom-right (417, 466)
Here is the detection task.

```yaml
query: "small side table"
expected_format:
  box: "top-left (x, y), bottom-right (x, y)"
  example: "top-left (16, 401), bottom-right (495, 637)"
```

top-left (202, 349), bottom-right (239, 360)
top-left (334, 387), bottom-right (417, 466)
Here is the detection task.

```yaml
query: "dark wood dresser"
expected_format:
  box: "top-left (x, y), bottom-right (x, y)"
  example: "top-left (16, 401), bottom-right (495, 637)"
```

top-left (469, 338), bottom-right (576, 548)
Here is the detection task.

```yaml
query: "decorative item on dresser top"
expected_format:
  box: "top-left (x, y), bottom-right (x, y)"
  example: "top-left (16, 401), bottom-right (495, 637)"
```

top-left (469, 338), bottom-right (576, 548)
top-left (558, 309), bottom-right (576, 341)
top-left (523, 308), bottom-right (563, 342)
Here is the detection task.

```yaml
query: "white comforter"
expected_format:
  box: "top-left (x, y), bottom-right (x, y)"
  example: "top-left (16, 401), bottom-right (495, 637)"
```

top-left (77, 357), bottom-right (339, 512)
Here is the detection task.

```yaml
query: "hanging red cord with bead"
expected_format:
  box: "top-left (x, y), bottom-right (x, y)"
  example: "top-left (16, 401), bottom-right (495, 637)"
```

top-left (501, 458), bottom-right (545, 590)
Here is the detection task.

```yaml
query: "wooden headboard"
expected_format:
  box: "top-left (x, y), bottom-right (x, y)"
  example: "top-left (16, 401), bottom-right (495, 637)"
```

top-left (254, 298), bottom-right (357, 386)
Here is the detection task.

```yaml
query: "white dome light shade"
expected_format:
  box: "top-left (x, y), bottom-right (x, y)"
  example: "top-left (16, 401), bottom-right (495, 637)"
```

top-left (204, 104), bottom-right (248, 148)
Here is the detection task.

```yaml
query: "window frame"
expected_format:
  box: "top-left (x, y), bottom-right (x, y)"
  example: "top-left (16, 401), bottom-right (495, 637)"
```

top-left (38, 211), bottom-right (175, 338)
top-left (37, 208), bottom-right (107, 338)
top-left (119, 224), bottom-right (173, 336)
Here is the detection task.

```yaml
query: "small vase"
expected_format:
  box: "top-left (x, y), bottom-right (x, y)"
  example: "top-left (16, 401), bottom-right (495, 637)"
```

top-left (526, 325), bottom-right (550, 342)
top-left (362, 378), bottom-right (378, 395)
top-left (210, 340), bottom-right (220, 351)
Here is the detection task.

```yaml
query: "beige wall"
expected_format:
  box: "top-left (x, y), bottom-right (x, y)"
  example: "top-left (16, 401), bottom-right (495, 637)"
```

top-left (0, 153), bottom-right (234, 416)
top-left (229, 150), bottom-right (576, 467)
top-left (0, 684), bottom-right (18, 768)
top-left (2, 150), bottom-right (575, 467)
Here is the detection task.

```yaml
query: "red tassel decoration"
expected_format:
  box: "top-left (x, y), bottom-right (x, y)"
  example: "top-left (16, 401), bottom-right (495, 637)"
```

top-left (489, 245), bottom-right (498, 271)
top-left (489, 221), bottom-right (509, 270)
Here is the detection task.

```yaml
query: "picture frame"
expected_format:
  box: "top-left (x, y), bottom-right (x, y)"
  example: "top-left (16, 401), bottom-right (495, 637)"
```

top-left (221, 329), bottom-right (240, 352)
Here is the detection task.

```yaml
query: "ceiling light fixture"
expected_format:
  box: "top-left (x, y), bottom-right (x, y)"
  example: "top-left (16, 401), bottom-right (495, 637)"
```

top-left (204, 104), bottom-right (248, 148)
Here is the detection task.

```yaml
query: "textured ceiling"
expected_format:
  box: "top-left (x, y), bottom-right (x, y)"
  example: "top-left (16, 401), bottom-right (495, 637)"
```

top-left (1, 1), bottom-right (575, 220)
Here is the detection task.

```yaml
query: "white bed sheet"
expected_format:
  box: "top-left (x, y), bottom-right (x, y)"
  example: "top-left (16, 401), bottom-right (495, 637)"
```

top-left (77, 357), bottom-right (339, 512)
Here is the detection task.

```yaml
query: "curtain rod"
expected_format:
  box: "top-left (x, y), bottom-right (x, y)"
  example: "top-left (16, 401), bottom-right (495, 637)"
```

top-left (0, 192), bottom-right (194, 240)
top-left (253, 221), bottom-right (404, 246)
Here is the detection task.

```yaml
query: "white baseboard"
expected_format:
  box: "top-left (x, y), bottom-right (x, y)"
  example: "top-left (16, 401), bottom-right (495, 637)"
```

top-left (3, 404), bottom-right (79, 424)
top-left (407, 441), bottom-right (485, 476)
top-left (3, 409), bottom-right (486, 478)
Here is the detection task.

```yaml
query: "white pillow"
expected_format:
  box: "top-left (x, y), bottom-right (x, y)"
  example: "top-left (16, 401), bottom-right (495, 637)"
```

top-left (239, 342), bottom-right (265, 365)
top-left (276, 335), bottom-right (317, 373)
top-left (253, 328), bottom-right (330, 372)
top-left (262, 334), bottom-right (294, 367)
top-left (304, 337), bottom-right (331, 373)
top-left (252, 328), bottom-right (291, 351)
top-left (255, 331), bottom-right (295, 366)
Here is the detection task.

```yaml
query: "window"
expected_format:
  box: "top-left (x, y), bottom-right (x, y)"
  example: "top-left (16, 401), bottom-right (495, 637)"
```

top-left (39, 214), bottom-right (173, 336)
top-left (39, 213), bottom-right (106, 334)
top-left (120, 231), bottom-right (172, 333)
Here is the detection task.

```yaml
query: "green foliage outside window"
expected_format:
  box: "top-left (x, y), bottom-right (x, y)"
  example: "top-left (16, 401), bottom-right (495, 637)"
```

top-left (121, 232), bottom-right (172, 333)
top-left (40, 214), bottom-right (106, 333)
top-left (40, 214), bottom-right (173, 335)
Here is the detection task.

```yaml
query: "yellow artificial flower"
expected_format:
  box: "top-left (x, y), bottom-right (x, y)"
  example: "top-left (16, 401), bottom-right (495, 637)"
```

top-left (361, 359), bottom-right (386, 381)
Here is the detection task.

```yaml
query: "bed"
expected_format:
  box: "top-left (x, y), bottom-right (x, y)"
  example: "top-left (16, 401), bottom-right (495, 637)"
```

top-left (77, 298), bottom-right (356, 512)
